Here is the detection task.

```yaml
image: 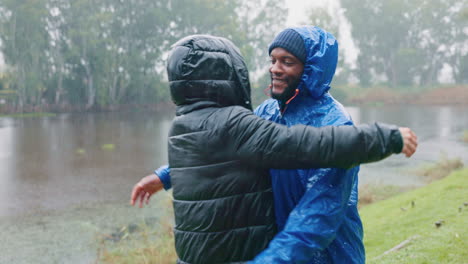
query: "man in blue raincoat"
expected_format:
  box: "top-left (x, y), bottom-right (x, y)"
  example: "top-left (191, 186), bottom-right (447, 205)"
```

top-left (249, 26), bottom-right (365, 263)
top-left (131, 27), bottom-right (410, 263)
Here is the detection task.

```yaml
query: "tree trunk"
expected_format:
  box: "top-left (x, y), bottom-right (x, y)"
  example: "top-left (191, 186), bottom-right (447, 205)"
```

top-left (84, 64), bottom-right (95, 110)
top-left (17, 67), bottom-right (26, 112)
top-left (85, 75), bottom-right (95, 110)
top-left (421, 56), bottom-right (438, 86)
top-left (55, 70), bottom-right (64, 105)
top-left (109, 74), bottom-right (118, 106)
top-left (55, 56), bottom-right (65, 105)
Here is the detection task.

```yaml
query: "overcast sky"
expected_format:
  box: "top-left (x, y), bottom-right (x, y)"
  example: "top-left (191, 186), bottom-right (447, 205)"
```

top-left (286, 0), bottom-right (324, 26)
top-left (285, 0), bottom-right (358, 67)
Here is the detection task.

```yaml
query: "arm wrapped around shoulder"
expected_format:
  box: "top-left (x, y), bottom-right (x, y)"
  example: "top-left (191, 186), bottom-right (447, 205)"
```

top-left (321, 122), bottom-right (403, 168)
top-left (274, 122), bottom-right (403, 169)
top-left (228, 107), bottom-right (403, 170)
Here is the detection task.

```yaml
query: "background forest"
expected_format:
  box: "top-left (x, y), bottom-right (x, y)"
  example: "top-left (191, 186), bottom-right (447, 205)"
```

top-left (0, 0), bottom-right (466, 112)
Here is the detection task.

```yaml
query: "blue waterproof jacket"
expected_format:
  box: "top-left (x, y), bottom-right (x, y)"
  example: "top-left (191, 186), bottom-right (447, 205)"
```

top-left (250, 26), bottom-right (364, 264)
top-left (157, 27), bottom-right (365, 263)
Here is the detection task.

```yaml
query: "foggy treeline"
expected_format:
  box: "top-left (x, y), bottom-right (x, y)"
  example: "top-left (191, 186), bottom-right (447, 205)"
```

top-left (0, 0), bottom-right (286, 111)
top-left (0, 0), bottom-right (466, 112)
top-left (311, 0), bottom-right (467, 88)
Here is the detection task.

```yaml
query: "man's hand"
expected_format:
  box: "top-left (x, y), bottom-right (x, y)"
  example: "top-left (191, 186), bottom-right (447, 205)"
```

top-left (130, 173), bottom-right (164, 208)
top-left (398, 127), bottom-right (418, 157)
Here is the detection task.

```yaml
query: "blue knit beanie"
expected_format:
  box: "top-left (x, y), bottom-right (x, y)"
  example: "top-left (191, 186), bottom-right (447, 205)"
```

top-left (268, 29), bottom-right (306, 64)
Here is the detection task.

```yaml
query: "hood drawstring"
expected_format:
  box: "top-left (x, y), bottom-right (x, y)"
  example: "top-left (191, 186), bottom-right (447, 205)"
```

top-left (264, 85), bottom-right (272, 96)
top-left (285, 89), bottom-right (300, 105)
top-left (281, 88), bottom-right (300, 114)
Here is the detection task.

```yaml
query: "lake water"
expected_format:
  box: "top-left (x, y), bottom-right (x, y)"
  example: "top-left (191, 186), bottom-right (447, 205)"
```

top-left (0, 105), bottom-right (467, 263)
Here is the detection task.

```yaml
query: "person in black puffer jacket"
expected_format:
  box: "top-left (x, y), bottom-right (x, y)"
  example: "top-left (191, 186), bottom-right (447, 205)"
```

top-left (132, 34), bottom-right (417, 264)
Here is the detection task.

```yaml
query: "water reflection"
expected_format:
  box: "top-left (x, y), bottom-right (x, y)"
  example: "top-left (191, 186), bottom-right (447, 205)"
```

top-left (0, 124), bottom-right (15, 217)
top-left (345, 105), bottom-right (468, 186)
top-left (436, 106), bottom-right (452, 139)
top-left (0, 112), bottom-right (173, 218)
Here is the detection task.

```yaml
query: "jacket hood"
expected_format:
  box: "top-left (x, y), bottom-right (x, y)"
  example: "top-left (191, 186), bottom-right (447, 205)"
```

top-left (167, 35), bottom-right (252, 112)
top-left (290, 26), bottom-right (338, 99)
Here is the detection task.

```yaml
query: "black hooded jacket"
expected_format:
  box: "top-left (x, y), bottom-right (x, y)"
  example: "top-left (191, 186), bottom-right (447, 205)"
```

top-left (166, 35), bottom-right (403, 264)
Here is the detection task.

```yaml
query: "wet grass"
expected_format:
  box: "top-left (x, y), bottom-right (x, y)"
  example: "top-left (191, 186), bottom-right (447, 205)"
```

top-left (97, 226), bottom-right (176, 264)
top-left (361, 168), bottom-right (468, 263)
top-left (76, 148), bottom-right (86, 154)
top-left (359, 155), bottom-right (464, 207)
top-left (101, 144), bottom-right (116, 151)
top-left (97, 194), bottom-right (177, 264)
top-left (413, 155), bottom-right (464, 183)
top-left (358, 184), bottom-right (413, 208)
top-left (462, 130), bottom-right (468, 143)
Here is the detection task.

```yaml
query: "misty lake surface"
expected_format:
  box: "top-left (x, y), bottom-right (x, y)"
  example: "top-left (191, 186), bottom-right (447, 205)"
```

top-left (1, 105), bottom-right (467, 263)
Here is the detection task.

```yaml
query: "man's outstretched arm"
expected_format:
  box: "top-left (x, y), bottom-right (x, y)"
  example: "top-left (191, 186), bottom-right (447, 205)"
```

top-left (130, 113), bottom-right (418, 207)
top-left (228, 108), bottom-right (417, 169)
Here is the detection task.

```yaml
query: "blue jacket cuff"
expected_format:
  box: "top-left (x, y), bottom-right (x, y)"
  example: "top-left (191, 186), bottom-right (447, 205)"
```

top-left (154, 165), bottom-right (171, 190)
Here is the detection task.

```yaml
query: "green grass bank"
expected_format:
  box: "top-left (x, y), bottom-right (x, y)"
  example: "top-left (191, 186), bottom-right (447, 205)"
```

top-left (99, 169), bottom-right (467, 263)
top-left (361, 168), bottom-right (467, 263)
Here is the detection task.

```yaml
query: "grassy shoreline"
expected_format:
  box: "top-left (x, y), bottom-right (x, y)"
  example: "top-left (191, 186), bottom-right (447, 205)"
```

top-left (361, 168), bottom-right (467, 263)
top-left (97, 193), bottom-right (177, 264)
top-left (1, 85), bottom-right (466, 115)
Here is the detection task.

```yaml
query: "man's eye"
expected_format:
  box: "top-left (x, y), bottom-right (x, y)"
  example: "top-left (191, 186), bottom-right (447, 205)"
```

top-left (284, 61), bottom-right (294, 65)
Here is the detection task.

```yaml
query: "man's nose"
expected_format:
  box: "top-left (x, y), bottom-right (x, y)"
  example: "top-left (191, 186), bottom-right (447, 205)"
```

top-left (270, 62), bottom-right (282, 76)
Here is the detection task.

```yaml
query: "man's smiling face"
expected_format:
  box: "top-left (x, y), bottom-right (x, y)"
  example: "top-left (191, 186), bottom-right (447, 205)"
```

top-left (269, 47), bottom-right (304, 99)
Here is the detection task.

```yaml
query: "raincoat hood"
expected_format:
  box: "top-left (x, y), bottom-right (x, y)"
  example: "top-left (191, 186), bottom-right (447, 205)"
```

top-left (167, 35), bottom-right (253, 113)
top-left (284, 26), bottom-right (338, 99)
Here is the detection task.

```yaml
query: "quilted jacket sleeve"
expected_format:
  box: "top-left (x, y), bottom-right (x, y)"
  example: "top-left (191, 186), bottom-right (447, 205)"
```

top-left (227, 107), bottom-right (403, 170)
